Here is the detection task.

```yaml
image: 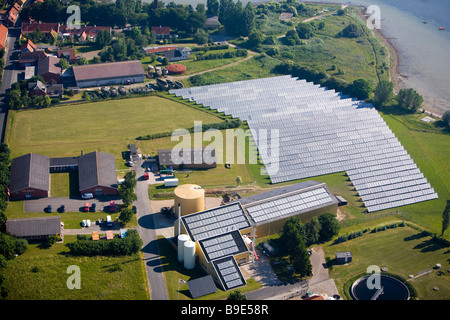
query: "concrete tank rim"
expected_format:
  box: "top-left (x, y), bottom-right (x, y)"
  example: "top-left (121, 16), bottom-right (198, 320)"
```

top-left (178, 234), bottom-right (190, 241)
top-left (174, 184), bottom-right (205, 199)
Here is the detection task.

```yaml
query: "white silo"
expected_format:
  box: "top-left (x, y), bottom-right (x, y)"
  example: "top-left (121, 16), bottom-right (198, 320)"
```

top-left (183, 240), bottom-right (196, 269)
top-left (177, 234), bottom-right (190, 263)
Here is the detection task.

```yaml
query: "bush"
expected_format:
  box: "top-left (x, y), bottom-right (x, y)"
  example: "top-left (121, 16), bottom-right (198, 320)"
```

top-left (66, 229), bottom-right (142, 256)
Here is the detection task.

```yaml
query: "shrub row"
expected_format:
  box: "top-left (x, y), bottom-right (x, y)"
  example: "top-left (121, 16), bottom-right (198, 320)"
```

top-left (335, 222), bottom-right (406, 244)
top-left (66, 229), bottom-right (142, 256)
top-left (196, 49), bottom-right (248, 61)
top-left (191, 44), bottom-right (230, 52)
top-left (137, 119), bottom-right (242, 140)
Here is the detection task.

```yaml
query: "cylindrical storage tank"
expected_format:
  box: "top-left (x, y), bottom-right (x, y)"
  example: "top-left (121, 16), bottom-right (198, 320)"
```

top-left (174, 184), bottom-right (205, 216)
top-left (183, 240), bottom-right (196, 269)
top-left (177, 234), bottom-right (190, 263)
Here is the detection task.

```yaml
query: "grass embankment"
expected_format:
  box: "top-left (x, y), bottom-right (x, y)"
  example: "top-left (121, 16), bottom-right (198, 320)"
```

top-left (323, 224), bottom-right (450, 300)
top-left (2, 235), bottom-right (149, 300)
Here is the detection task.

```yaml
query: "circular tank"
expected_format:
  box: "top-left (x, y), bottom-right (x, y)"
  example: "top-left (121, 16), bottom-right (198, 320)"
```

top-left (350, 275), bottom-right (410, 300)
top-left (174, 184), bottom-right (205, 216)
top-left (183, 240), bottom-right (196, 270)
top-left (177, 234), bottom-right (190, 263)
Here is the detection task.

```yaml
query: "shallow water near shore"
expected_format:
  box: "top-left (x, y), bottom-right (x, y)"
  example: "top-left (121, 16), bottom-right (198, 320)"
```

top-left (146, 0), bottom-right (450, 115)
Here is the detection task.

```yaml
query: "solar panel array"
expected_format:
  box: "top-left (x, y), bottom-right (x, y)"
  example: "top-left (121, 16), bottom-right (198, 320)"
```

top-left (245, 187), bottom-right (334, 224)
top-left (200, 231), bottom-right (247, 262)
top-left (213, 257), bottom-right (246, 290)
top-left (182, 202), bottom-right (250, 241)
top-left (171, 76), bottom-right (438, 212)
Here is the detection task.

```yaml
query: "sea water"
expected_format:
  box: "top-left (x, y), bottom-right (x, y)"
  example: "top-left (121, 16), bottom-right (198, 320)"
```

top-left (145, 0), bottom-right (450, 114)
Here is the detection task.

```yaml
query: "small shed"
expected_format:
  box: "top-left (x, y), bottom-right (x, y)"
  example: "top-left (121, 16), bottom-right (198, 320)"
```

top-left (187, 275), bottom-right (217, 299)
top-left (335, 251), bottom-right (352, 264)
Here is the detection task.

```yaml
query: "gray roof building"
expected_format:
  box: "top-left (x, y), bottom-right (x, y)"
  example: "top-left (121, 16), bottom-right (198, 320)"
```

top-left (78, 151), bottom-right (118, 192)
top-left (7, 216), bottom-right (61, 238)
top-left (158, 147), bottom-right (216, 169)
top-left (9, 153), bottom-right (50, 194)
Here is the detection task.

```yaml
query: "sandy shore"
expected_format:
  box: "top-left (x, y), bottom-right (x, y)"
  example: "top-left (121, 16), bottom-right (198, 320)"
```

top-left (357, 7), bottom-right (445, 117)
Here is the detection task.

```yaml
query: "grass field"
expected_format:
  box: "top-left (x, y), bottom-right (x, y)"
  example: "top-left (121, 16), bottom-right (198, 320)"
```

top-left (7, 96), bottom-right (221, 169)
top-left (2, 235), bottom-right (149, 300)
top-left (323, 224), bottom-right (450, 300)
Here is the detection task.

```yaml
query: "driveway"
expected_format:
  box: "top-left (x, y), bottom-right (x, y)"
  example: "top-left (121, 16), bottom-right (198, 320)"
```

top-left (133, 158), bottom-right (169, 300)
top-left (24, 196), bottom-right (122, 213)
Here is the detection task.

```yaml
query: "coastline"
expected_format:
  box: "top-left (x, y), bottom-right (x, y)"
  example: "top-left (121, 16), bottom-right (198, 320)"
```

top-left (355, 6), bottom-right (445, 118)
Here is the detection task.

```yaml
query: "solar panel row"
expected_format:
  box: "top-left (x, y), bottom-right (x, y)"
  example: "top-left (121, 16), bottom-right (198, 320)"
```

top-left (171, 76), bottom-right (438, 212)
top-left (245, 187), bottom-right (334, 223)
top-left (182, 203), bottom-right (251, 241)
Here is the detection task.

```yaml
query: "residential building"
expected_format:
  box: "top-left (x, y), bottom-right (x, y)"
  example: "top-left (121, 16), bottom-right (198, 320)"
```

top-left (28, 80), bottom-right (47, 97)
top-left (18, 50), bottom-right (47, 68)
top-left (37, 55), bottom-right (61, 84)
top-left (57, 48), bottom-right (78, 63)
top-left (0, 24), bottom-right (8, 51)
top-left (20, 39), bottom-right (36, 53)
top-left (151, 26), bottom-right (171, 39)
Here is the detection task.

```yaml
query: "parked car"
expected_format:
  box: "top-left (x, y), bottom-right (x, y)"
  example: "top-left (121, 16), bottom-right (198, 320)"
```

top-left (81, 193), bottom-right (94, 199)
top-left (46, 205), bottom-right (52, 213)
top-left (84, 202), bottom-right (89, 212)
top-left (59, 205), bottom-right (65, 213)
top-left (109, 201), bottom-right (116, 213)
top-left (81, 220), bottom-right (87, 227)
top-left (90, 203), bottom-right (96, 212)
top-left (126, 161), bottom-right (134, 167)
top-left (86, 219), bottom-right (91, 227)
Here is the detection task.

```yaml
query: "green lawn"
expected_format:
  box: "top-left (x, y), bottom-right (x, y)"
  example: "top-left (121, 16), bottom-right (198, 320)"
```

top-left (323, 224), bottom-right (450, 300)
top-left (7, 95), bottom-right (222, 169)
top-left (2, 235), bottom-right (149, 300)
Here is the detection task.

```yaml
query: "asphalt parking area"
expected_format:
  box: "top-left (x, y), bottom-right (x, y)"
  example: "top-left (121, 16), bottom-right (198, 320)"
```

top-left (24, 196), bottom-right (123, 213)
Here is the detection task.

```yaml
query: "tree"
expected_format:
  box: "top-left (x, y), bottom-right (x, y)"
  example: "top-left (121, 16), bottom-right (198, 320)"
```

top-left (280, 217), bottom-right (305, 252)
top-left (304, 216), bottom-right (321, 246)
top-left (373, 80), bottom-right (394, 106)
top-left (227, 289), bottom-right (247, 300)
top-left (397, 88), bottom-right (423, 112)
top-left (46, 235), bottom-right (58, 247)
top-left (207, 0), bottom-right (219, 16)
top-left (193, 29), bottom-right (209, 45)
top-left (441, 110), bottom-right (450, 126)
top-left (318, 212), bottom-right (340, 242)
top-left (350, 78), bottom-right (373, 100)
top-left (441, 200), bottom-right (450, 236)
top-left (119, 171), bottom-right (137, 206)
top-left (340, 23), bottom-right (363, 38)
top-left (290, 238), bottom-right (312, 277)
top-left (120, 207), bottom-right (134, 225)
top-left (57, 58), bottom-right (69, 70)
top-left (247, 30), bottom-right (264, 48)
top-left (296, 23), bottom-right (314, 39)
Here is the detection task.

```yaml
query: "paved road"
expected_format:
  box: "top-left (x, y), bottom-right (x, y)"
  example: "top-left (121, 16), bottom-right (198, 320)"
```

top-left (133, 159), bottom-right (169, 300)
top-left (0, 27), bottom-right (20, 142)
